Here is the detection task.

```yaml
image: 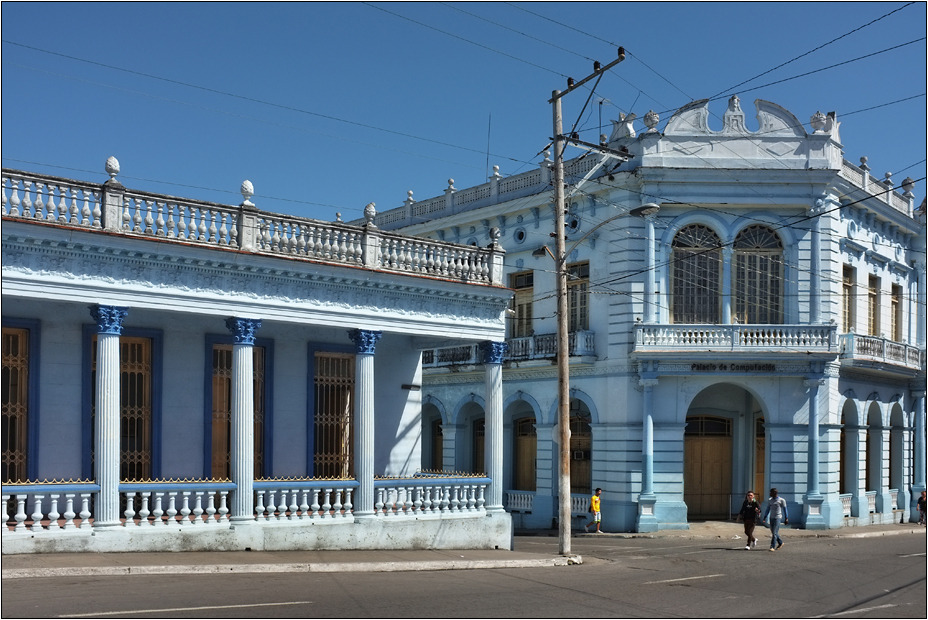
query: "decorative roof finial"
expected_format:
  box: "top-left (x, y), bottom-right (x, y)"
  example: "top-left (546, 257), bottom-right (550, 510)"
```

top-left (240, 180), bottom-right (255, 207)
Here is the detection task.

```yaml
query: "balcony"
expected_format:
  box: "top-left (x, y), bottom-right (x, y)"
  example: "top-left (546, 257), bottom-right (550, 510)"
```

top-left (422, 331), bottom-right (596, 368)
top-left (840, 333), bottom-right (926, 373)
top-left (632, 324), bottom-right (839, 359)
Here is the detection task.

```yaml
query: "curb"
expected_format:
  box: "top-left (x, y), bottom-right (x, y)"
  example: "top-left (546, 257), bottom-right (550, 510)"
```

top-left (2, 556), bottom-right (572, 580)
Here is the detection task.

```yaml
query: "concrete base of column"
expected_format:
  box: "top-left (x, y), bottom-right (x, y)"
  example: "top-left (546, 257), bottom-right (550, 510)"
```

top-left (636, 494), bottom-right (659, 532)
top-left (802, 493), bottom-right (827, 529)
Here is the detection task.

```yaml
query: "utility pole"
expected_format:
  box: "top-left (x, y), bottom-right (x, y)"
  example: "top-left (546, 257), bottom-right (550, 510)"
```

top-left (549, 48), bottom-right (627, 557)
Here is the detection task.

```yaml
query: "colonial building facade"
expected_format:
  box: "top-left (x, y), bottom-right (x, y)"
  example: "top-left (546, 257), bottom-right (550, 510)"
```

top-left (1, 159), bottom-right (514, 553)
top-left (373, 97), bottom-right (927, 532)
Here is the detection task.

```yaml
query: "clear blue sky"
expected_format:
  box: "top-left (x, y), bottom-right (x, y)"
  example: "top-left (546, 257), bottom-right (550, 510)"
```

top-left (2, 2), bottom-right (925, 222)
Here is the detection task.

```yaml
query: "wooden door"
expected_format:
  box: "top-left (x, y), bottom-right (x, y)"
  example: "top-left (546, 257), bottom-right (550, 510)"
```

top-left (684, 435), bottom-right (732, 518)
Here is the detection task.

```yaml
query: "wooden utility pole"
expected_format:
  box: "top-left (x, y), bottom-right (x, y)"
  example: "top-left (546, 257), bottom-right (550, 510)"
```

top-left (548, 48), bottom-right (627, 557)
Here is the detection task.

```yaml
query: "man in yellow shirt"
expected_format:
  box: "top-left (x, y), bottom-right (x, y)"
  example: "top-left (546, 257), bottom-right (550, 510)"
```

top-left (584, 488), bottom-right (603, 533)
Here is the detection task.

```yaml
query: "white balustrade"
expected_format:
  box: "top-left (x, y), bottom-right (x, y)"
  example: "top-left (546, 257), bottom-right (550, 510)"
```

top-left (120, 485), bottom-right (232, 526)
top-left (865, 491), bottom-right (877, 514)
top-left (635, 324), bottom-right (837, 352)
top-left (505, 490), bottom-right (535, 512)
top-left (2, 487), bottom-right (98, 533)
top-left (839, 493), bottom-right (853, 517)
top-left (372, 478), bottom-right (490, 518)
top-left (253, 483), bottom-right (356, 521)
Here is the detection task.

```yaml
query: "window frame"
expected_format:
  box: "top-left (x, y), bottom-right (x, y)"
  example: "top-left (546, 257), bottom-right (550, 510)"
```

top-left (1, 319), bottom-right (40, 482)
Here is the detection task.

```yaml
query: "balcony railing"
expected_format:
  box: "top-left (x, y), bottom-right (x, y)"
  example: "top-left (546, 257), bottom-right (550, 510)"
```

top-left (422, 331), bottom-right (595, 367)
top-left (1, 167), bottom-right (505, 286)
top-left (840, 333), bottom-right (926, 371)
top-left (633, 324), bottom-right (838, 353)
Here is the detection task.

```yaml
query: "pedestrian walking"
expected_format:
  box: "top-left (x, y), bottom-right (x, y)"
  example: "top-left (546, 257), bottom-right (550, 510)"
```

top-left (736, 491), bottom-right (761, 549)
top-left (762, 487), bottom-right (789, 551)
top-left (584, 488), bottom-right (603, 533)
top-left (917, 491), bottom-right (926, 525)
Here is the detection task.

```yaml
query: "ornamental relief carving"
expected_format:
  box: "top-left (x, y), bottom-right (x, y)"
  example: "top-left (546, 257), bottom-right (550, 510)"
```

top-left (3, 239), bottom-right (504, 324)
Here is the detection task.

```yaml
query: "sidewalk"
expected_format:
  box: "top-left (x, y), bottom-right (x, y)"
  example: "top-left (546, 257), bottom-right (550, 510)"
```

top-left (2, 522), bottom-right (922, 579)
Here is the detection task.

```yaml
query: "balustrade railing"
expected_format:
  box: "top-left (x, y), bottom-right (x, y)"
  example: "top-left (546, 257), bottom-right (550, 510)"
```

top-left (634, 324), bottom-right (838, 352)
top-left (865, 490), bottom-right (877, 513)
top-left (2, 482), bottom-right (100, 533)
top-left (505, 490), bottom-right (535, 512)
top-left (373, 477), bottom-right (490, 517)
top-left (839, 493), bottom-right (853, 517)
top-left (1, 167), bottom-right (505, 286)
top-left (253, 480), bottom-right (358, 521)
top-left (120, 481), bottom-right (235, 526)
top-left (840, 334), bottom-right (926, 370)
top-left (423, 330), bottom-right (596, 367)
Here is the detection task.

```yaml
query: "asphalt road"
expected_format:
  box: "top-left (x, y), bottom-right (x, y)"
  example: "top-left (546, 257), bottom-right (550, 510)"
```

top-left (1, 533), bottom-right (925, 618)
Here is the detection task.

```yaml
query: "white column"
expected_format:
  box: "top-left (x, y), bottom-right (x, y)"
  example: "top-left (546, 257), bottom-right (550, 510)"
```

top-left (480, 341), bottom-right (506, 511)
top-left (644, 216), bottom-right (658, 323)
top-left (722, 246), bottom-right (733, 323)
top-left (226, 317), bottom-right (261, 522)
top-left (349, 329), bottom-right (381, 517)
top-left (89, 304), bottom-right (128, 527)
top-left (809, 200), bottom-right (824, 324)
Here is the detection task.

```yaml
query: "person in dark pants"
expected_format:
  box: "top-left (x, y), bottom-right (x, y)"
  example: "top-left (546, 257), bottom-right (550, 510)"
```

top-left (736, 491), bottom-right (761, 549)
top-left (762, 487), bottom-right (789, 551)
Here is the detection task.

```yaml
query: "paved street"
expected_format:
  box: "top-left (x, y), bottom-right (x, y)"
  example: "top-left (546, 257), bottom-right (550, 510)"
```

top-left (2, 526), bottom-right (924, 618)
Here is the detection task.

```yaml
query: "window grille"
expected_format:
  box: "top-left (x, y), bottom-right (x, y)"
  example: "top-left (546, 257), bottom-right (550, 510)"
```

top-left (513, 417), bottom-right (536, 491)
top-left (867, 275), bottom-right (880, 336)
top-left (92, 336), bottom-right (152, 481)
top-left (313, 352), bottom-right (355, 478)
top-left (672, 225), bottom-right (721, 323)
top-left (733, 225), bottom-right (783, 324)
top-left (211, 344), bottom-right (265, 479)
top-left (567, 262), bottom-right (589, 332)
top-left (890, 284), bottom-right (902, 341)
top-left (569, 410), bottom-right (591, 495)
top-left (2, 328), bottom-right (29, 483)
top-left (509, 271), bottom-right (534, 338)
top-left (843, 265), bottom-right (856, 333)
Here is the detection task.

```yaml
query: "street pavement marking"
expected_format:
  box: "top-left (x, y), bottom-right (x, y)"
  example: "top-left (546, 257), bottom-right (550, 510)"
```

top-left (808, 603), bottom-right (897, 617)
top-left (898, 552), bottom-right (926, 557)
top-left (642, 573), bottom-right (724, 585)
top-left (59, 601), bottom-right (312, 617)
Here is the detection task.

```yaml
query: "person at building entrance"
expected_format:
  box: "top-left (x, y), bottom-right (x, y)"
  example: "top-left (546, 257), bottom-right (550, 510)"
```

top-left (762, 488), bottom-right (789, 551)
top-left (917, 491), bottom-right (926, 525)
top-left (584, 488), bottom-right (603, 533)
top-left (736, 491), bottom-right (761, 549)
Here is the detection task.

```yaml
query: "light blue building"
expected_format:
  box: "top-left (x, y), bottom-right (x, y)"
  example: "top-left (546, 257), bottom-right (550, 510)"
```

top-left (1, 159), bottom-right (514, 553)
top-left (373, 97), bottom-right (927, 532)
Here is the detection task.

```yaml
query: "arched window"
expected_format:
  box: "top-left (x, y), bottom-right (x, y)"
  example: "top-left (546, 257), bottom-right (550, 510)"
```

top-left (733, 226), bottom-right (783, 324)
top-left (672, 225), bottom-right (721, 323)
top-left (512, 417), bottom-right (536, 491)
top-left (569, 410), bottom-right (592, 495)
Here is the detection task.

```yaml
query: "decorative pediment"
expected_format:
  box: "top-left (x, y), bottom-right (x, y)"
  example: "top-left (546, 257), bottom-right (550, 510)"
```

top-left (663, 97), bottom-right (809, 138)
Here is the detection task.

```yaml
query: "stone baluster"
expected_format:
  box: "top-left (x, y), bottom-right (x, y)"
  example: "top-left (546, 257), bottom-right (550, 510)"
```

top-left (31, 494), bottom-right (45, 531)
top-left (139, 493), bottom-right (151, 526)
top-left (124, 493), bottom-right (136, 524)
top-left (332, 489), bottom-right (343, 517)
top-left (192, 492), bottom-right (204, 525)
top-left (206, 492), bottom-right (217, 524)
top-left (81, 189), bottom-right (92, 226)
top-left (152, 492), bottom-right (165, 525)
top-left (165, 493), bottom-right (178, 525)
top-left (299, 490), bottom-right (310, 519)
top-left (218, 491), bottom-right (230, 522)
top-left (79, 493), bottom-right (91, 528)
top-left (62, 495), bottom-right (76, 529)
top-left (310, 489), bottom-right (321, 517)
top-left (180, 491), bottom-right (192, 525)
top-left (68, 188), bottom-right (80, 224)
top-left (13, 496), bottom-right (28, 531)
top-left (321, 489), bottom-right (332, 518)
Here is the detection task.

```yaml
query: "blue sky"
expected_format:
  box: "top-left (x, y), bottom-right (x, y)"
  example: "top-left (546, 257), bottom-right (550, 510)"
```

top-left (2, 2), bottom-right (925, 222)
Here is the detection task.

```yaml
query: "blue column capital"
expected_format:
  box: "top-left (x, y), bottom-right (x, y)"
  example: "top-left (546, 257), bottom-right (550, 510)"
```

top-left (348, 329), bottom-right (382, 355)
top-left (479, 340), bottom-right (508, 365)
top-left (225, 317), bottom-right (262, 345)
top-left (89, 304), bottom-right (129, 335)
